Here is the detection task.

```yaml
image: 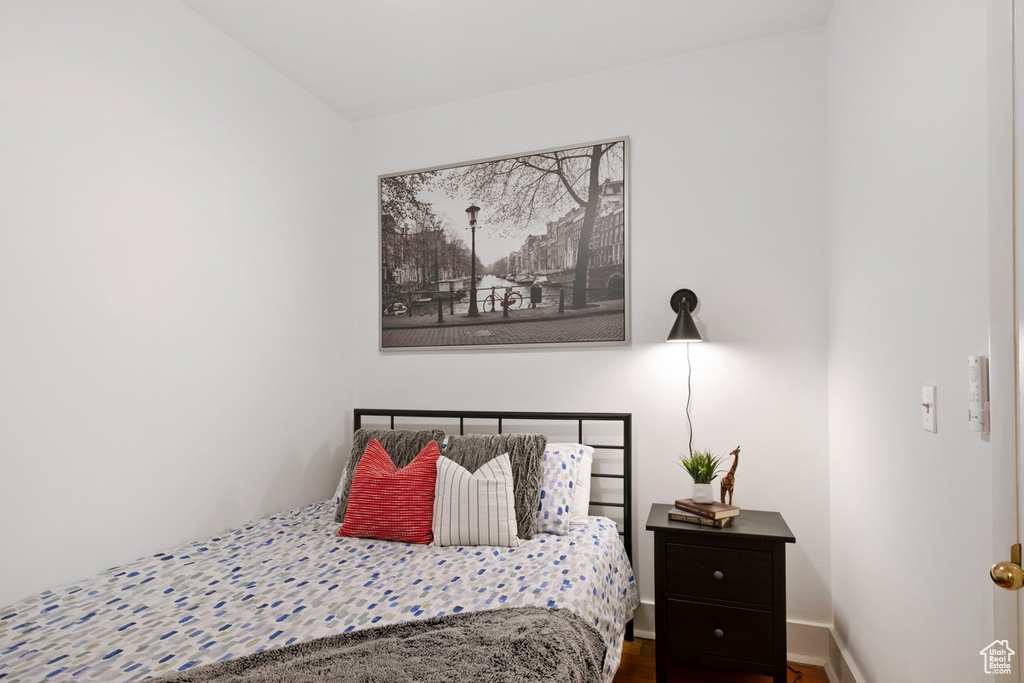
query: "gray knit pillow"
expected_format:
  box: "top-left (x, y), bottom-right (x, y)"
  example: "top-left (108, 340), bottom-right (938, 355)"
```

top-left (334, 428), bottom-right (447, 524)
top-left (440, 433), bottom-right (547, 539)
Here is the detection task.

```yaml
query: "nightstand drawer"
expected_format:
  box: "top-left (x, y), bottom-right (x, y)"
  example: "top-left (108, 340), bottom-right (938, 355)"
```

top-left (665, 543), bottom-right (772, 605)
top-left (664, 597), bottom-right (774, 665)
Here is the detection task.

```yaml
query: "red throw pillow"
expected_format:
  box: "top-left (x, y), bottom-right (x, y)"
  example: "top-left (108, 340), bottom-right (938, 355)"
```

top-left (337, 438), bottom-right (441, 544)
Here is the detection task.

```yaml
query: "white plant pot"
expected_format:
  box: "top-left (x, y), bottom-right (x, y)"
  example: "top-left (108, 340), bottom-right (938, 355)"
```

top-left (692, 483), bottom-right (715, 504)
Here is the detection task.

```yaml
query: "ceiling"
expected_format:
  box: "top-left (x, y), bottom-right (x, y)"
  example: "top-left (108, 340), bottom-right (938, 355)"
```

top-left (179, 0), bottom-right (834, 122)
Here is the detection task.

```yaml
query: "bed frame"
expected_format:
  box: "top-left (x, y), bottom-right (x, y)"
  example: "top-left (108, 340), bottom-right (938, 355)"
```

top-left (353, 408), bottom-right (634, 638)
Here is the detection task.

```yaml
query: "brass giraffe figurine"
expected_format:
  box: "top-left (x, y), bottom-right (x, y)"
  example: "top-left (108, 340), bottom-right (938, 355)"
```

top-left (719, 446), bottom-right (740, 505)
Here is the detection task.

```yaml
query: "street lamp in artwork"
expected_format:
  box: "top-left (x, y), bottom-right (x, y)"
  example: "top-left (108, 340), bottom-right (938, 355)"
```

top-left (466, 204), bottom-right (481, 317)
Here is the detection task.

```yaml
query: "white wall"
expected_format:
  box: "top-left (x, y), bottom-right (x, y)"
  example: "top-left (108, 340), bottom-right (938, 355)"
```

top-left (826, 1), bottom-right (993, 681)
top-left (0, 0), bottom-right (353, 607)
top-left (350, 29), bottom-right (833, 634)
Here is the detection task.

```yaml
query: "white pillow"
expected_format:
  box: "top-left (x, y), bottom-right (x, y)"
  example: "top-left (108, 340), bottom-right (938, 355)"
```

top-left (433, 453), bottom-right (519, 547)
top-left (536, 443), bottom-right (584, 534)
top-left (566, 444), bottom-right (595, 527)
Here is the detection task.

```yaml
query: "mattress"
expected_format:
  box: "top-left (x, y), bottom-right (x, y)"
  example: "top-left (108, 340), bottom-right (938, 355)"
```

top-left (0, 500), bottom-right (638, 682)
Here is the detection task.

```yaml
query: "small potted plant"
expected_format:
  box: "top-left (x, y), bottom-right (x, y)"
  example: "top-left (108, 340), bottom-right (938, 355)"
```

top-left (679, 449), bottom-right (724, 504)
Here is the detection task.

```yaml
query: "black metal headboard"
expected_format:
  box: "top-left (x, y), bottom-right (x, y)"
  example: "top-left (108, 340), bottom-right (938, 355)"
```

top-left (353, 408), bottom-right (633, 577)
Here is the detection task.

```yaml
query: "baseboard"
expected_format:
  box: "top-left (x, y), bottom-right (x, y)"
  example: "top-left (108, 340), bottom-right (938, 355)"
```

top-left (630, 600), bottom-right (833, 669)
top-left (826, 628), bottom-right (867, 683)
top-left (631, 599), bottom-right (655, 639)
top-left (787, 619), bottom-right (830, 667)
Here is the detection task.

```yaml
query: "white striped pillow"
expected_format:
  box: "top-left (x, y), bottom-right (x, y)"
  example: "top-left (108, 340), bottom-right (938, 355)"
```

top-left (432, 453), bottom-right (519, 547)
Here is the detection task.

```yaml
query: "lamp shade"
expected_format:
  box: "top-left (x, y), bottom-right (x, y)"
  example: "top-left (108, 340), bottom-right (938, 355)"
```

top-left (667, 288), bottom-right (702, 342)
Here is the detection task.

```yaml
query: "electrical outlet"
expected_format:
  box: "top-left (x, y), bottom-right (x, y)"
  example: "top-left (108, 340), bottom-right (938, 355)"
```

top-left (922, 385), bottom-right (936, 433)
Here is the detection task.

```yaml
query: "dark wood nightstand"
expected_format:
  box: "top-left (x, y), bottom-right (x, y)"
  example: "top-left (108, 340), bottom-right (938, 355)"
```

top-left (645, 503), bottom-right (795, 683)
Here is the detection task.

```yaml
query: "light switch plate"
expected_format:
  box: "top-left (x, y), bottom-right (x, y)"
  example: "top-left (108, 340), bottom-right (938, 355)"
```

top-left (922, 385), bottom-right (936, 432)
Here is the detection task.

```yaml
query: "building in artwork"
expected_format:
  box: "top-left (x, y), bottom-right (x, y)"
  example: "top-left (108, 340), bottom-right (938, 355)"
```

top-left (507, 178), bottom-right (625, 291)
top-left (381, 218), bottom-right (467, 290)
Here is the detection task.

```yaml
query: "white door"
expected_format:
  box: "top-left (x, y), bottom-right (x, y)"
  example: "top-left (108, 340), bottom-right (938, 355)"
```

top-left (991, 1), bottom-right (1022, 677)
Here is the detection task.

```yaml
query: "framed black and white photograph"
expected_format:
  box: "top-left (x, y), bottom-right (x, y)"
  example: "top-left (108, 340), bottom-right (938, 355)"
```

top-left (379, 137), bottom-right (629, 351)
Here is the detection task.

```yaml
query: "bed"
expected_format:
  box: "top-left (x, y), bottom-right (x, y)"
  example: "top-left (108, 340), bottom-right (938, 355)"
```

top-left (0, 409), bottom-right (637, 682)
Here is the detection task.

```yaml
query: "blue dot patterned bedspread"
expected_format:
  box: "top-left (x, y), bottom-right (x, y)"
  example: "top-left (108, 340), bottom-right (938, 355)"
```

top-left (0, 500), bottom-right (638, 682)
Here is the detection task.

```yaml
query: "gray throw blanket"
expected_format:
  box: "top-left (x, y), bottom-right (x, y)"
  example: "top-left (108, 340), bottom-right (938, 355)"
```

top-left (149, 607), bottom-right (605, 683)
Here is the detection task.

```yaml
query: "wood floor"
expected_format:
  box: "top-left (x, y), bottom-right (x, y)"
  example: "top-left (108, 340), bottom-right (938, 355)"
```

top-left (614, 639), bottom-right (830, 683)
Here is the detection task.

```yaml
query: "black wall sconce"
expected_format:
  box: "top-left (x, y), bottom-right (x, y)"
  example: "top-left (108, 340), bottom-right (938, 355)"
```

top-left (667, 288), bottom-right (702, 342)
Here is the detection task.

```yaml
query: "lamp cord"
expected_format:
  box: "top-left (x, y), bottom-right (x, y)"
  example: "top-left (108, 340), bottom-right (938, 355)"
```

top-left (686, 342), bottom-right (693, 456)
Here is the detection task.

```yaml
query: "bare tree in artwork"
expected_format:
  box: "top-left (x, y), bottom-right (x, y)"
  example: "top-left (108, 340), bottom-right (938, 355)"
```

top-left (381, 172), bottom-right (435, 286)
top-left (381, 170), bottom-right (480, 288)
top-left (443, 141), bottom-right (624, 309)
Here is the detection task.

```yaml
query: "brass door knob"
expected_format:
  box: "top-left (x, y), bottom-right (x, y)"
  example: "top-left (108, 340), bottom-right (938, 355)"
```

top-left (992, 561), bottom-right (1024, 590)
top-left (992, 543), bottom-right (1024, 591)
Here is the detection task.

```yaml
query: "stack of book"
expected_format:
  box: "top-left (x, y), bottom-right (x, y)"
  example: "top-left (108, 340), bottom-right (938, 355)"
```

top-left (669, 498), bottom-right (740, 528)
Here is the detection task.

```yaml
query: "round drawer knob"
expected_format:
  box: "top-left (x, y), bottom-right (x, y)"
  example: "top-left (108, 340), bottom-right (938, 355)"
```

top-left (713, 570), bottom-right (724, 580)
top-left (714, 628), bottom-right (725, 638)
